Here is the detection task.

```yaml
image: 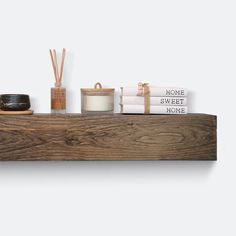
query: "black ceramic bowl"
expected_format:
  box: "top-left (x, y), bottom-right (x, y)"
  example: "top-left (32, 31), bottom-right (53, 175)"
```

top-left (0, 94), bottom-right (31, 111)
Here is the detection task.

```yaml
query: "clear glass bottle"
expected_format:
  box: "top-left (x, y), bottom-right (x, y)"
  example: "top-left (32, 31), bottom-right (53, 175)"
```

top-left (51, 83), bottom-right (66, 114)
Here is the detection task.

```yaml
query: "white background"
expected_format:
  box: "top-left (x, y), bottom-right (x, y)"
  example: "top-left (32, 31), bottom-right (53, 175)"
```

top-left (0, 0), bottom-right (234, 235)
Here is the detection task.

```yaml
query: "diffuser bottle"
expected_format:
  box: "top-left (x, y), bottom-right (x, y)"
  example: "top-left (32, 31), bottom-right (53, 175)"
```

top-left (51, 83), bottom-right (66, 114)
top-left (49, 48), bottom-right (66, 114)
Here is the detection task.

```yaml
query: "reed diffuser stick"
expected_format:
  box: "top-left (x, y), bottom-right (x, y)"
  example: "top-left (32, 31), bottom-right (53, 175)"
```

top-left (53, 49), bottom-right (60, 86)
top-left (49, 49), bottom-right (58, 83)
top-left (59, 48), bottom-right (66, 83)
top-left (49, 48), bottom-right (66, 86)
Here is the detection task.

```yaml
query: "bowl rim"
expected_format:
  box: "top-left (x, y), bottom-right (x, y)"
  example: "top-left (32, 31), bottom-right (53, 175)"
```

top-left (0, 94), bottom-right (29, 97)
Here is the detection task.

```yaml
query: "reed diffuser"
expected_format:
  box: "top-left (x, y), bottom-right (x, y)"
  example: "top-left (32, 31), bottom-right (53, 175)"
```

top-left (49, 48), bottom-right (66, 114)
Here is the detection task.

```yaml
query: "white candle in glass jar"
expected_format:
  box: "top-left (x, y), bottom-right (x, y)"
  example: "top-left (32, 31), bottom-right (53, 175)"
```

top-left (81, 82), bottom-right (114, 113)
top-left (83, 95), bottom-right (113, 111)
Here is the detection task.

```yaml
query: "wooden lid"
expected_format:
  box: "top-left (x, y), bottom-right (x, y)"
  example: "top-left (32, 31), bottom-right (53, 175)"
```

top-left (81, 82), bottom-right (114, 95)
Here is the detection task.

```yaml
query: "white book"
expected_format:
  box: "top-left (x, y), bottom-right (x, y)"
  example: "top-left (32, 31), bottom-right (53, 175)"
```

top-left (121, 87), bottom-right (188, 97)
top-left (121, 96), bottom-right (187, 106)
top-left (121, 105), bottom-right (188, 114)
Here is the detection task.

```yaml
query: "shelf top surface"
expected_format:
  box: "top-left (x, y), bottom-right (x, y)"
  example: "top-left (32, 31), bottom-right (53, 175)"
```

top-left (0, 113), bottom-right (216, 117)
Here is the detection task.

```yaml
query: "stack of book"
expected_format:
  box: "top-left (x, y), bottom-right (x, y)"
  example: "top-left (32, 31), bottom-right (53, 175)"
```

top-left (120, 85), bottom-right (188, 114)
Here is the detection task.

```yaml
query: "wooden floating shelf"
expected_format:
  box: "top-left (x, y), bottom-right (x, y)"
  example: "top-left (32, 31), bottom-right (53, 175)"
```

top-left (0, 114), bottom-right (217, 161)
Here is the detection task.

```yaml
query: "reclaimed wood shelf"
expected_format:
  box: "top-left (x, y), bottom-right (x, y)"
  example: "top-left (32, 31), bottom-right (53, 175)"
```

top-left (0, 114), bottom-right (216, 161)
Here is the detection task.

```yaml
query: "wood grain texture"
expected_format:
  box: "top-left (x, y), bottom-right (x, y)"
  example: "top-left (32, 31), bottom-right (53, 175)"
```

top-left (0, 114), bottom-right (217, 161)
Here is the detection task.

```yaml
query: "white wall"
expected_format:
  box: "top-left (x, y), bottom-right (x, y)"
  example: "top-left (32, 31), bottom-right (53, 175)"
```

top-left (0, 0), bottom-right (234, 235)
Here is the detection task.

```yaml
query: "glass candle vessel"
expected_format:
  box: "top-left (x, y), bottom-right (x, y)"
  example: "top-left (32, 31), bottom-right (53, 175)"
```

top-left (51, 86), bottom-right (66, 114)
top-left (81, 82), bottom-right (114, 114)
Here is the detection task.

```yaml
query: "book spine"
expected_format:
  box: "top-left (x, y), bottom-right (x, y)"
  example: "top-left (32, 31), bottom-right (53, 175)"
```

top-left (120, 96), bottom-right (187, 106)
top-left (162, 88), bottom-right (187, 97)
top-left (121, 87), bottom-right (188, 97)
top-left (161, 106), bottom-right (187, 114)
top-left (121, 105), bottom-right (188, 114)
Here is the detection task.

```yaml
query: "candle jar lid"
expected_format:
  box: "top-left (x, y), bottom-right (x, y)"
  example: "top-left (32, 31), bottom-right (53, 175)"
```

top-left (81, 82), bottom-right (114, 96)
